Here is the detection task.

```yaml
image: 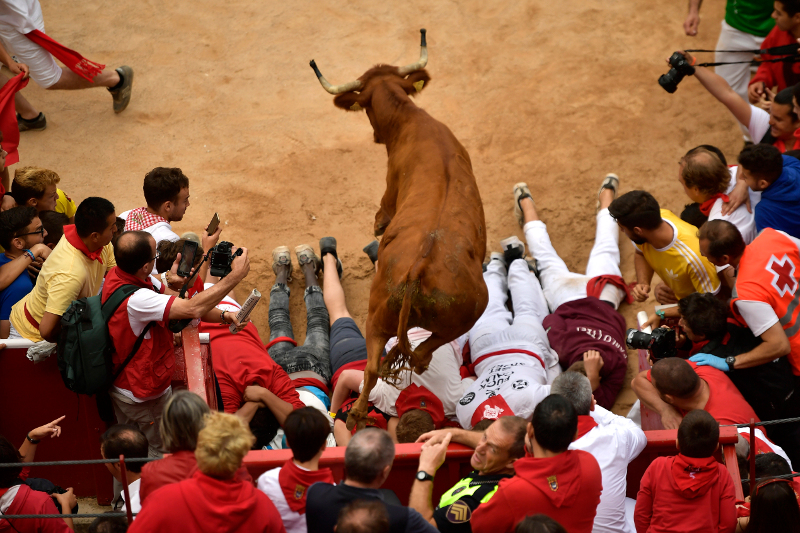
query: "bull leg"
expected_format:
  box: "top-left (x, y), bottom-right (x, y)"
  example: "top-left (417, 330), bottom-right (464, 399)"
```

top-left (346, 317), bottom-right (390, 431)
top-left (374, 185), bottom-right (398, 237)
top-left (408, 333), bottom-right (449, 375)
top-left (374, 206), bottom-right (393, 237)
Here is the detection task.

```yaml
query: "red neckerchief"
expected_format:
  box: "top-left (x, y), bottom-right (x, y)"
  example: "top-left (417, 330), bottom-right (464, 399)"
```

top-left (698, 193), bottom-right (730, 216)
top-left (124, 207), bottom-right (169, 232)
top-left (0, 73), bottom-right (28, 169)
top-left (777, 129), bottom-right (800, 153)
top-left (671, 454), bottom-right (718, 496)
top-left (63, 224), bottom-right (104, 263)
top-left (24, 30), bottom-right (104, 82)
top-left (574, 415), bottom-right (599, 441)
top-left (585, 275), bottom-right (634, 304)
top-left (278, 460), bottom-right (334, 513)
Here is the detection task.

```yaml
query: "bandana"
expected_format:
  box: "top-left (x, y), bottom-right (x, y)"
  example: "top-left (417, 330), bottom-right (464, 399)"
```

top-left (124, 207), bottom-right (169, 232)
top-left (574, 415), bottom-right (599, 441)
top-left (585, 275), bottom-right (634, 304)
top-left (0, 73), bottom-right (29, 170)
top-left (698, 193), bottom-right (730, 216)
top-left (395, 384), bottom-right (445, 428)
top-left (278, 460), bottom-right (334, 513)
top-left (24, 30), bottom-right (105, 82)
top-left (64, 224), bottom-right (104, 263)
top-left (671, 454), bottom-right (719, 497)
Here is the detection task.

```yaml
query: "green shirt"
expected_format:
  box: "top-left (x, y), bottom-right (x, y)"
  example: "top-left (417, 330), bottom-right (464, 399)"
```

top-left (726, 0), bottom-right (775, 37)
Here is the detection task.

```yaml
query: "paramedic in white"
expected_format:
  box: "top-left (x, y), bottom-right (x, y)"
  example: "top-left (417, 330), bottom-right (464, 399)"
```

top-left (551, 371), bottom-right (647, 533)
top-left (456, 251), bottom-right (560, 429)
top-left (106, 231), bottom-right (249, 455)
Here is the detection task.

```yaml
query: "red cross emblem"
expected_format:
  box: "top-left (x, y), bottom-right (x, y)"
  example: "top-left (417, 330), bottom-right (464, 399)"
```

top-left (767, 254), bottom-right (798, 297)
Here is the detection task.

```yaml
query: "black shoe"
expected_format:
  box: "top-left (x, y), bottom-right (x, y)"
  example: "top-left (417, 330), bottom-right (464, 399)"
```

top-left (363, 240), bottom-right (379, 264)
top-left (319, 237), bottom-right (343, 278)
top-left (17, 112), bottom-right (47, 132)
top-left (109, 66), bottom-right (133, 113)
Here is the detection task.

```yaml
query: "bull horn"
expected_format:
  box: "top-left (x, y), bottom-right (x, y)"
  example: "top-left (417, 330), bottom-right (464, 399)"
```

top-left (397, 29), bottom-right (428, 76)
top-left (309, 60), bottom-right (363, 94)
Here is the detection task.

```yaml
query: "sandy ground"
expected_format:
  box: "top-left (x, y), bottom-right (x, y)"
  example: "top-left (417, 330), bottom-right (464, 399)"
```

top-left (14, 0), bottom-right (746, 415)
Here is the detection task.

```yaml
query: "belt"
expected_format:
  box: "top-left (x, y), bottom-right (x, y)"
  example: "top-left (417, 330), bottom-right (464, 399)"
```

top-left (24, 303), bottom-right (39, 329)
top-left (471, 349), bottom-right (545, 372)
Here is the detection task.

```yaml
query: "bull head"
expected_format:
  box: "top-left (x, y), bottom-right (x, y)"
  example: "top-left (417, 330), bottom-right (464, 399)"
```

top-left (309, 29), bottom-right (429, 96)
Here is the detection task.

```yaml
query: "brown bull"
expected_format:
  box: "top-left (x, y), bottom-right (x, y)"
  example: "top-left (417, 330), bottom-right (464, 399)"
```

top-left (311, 29), bottom-right (488, 429)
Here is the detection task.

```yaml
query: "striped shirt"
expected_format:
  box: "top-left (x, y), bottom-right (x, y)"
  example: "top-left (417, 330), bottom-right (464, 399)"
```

top-left (635, 210), bottom-right (720, 299)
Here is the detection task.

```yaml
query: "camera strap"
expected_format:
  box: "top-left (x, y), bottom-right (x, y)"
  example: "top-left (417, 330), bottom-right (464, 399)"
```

top-left (684, 43), bottom-right (800, 67)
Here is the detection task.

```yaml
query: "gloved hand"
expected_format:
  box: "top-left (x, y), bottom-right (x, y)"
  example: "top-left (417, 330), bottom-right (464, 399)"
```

top-left (689, 353), bottom-right (730, 372)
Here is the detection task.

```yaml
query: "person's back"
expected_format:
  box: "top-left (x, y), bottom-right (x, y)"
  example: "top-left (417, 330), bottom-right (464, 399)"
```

top-left (634, 410), bottom-right (736, 533)
top-left (470, 395), bottom-right (602, 533)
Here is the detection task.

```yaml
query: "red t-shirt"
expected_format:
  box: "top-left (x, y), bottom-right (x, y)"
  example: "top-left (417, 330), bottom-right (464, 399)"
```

top-left (648, 361), bottom-right (760, 426)
top-left (200, 321), bottom-right (304, 413)
top-left (0, 485), bottom-right (71, 533)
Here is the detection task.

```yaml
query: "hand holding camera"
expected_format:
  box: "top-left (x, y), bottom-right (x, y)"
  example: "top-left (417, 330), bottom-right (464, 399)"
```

top-left (659, 51), bottom-right (696, 93)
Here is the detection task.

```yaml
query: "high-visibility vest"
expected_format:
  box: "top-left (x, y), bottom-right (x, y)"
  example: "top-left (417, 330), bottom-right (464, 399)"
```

top-left (435, 471), bottom-right (510, 526)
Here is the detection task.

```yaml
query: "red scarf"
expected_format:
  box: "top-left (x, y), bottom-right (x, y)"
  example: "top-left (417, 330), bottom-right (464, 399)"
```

top-left (698, 193), bottom-right (730, 216)
top-left (0, 73), bottom-right (29, 170)
top-left (24, 30), bottom-right (104, 82)
top-left (574, 415), bottom-right (599, 441)
top-left (64, 224), bottom-right (104, 263)
top-left (671, 454), bottom-right (719, 497)
top-left (586, 275), bottom-right (634, 304)
top-left (278, 460), bottom-right (334, 513)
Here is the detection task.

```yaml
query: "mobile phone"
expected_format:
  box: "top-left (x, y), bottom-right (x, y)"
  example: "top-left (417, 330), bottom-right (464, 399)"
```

top-left (177, 240), bottom-right (198, 277)
top-left (207, 213), bottom-right (220, 235)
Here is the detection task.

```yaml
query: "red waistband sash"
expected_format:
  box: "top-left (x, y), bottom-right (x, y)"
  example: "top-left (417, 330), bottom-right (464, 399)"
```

top-left (24, 303), bottom-right (39, 329)
top-left (24, 30), bottom-right (105, 82)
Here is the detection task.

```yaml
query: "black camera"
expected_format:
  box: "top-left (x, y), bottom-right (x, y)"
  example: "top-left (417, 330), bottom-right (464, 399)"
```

top-left (659, 52), bottom-right (696, 93)
top-left (626, 327), bottom-right (677, 360)
top-left (209, 241), bottom-right (243, 278)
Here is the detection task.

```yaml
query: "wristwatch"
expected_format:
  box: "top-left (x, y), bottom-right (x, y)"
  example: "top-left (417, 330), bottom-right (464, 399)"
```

top-left (725, 356), bottom-right (736, 370)
top-left (416, 471), bottom-right (434, 482)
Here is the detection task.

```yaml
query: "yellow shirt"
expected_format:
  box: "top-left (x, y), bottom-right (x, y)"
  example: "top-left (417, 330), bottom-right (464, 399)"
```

top-left (635, 209), bottom-right (720, 299)
top-left (10, 236), bottom-right (116, 342)
top-left (55, 189), bottom-right (77, 219)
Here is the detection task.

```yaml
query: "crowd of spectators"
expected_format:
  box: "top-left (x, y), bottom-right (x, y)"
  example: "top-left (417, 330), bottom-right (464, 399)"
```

top-left (2, 1), bottom-right (800, 532)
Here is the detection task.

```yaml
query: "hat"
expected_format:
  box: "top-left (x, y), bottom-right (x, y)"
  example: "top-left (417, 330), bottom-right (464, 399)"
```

top-left (396, 384), bottom-right (446, 428)
top-left (470, 395), bottom-right (514, 428)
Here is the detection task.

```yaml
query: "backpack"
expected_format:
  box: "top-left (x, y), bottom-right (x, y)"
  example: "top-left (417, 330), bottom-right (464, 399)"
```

top-left (57, 284), bottom-right (154, 396)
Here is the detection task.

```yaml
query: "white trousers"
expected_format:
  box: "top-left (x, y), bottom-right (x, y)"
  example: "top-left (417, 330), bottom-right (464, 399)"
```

top-left (468, 258), bottom-right (560, 381)
top-left (0, 14), bottom-right (62, 89)
top-left (715, 20), bottom-right (766, 140)
top-left (524, 208), bottom-right (625, 312)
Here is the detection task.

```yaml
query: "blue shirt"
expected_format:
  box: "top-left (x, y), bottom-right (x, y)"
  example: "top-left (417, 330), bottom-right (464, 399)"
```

top-left (0, 254), bottom-right (33, 321)
top-left (755, 155), bottom-right (800, 239)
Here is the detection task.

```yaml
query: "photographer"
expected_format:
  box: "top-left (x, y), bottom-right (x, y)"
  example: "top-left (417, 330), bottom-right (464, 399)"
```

top-left (106, 231), bottom-right (249, 456)
top-left (671, 50), bottom-right (800, 155)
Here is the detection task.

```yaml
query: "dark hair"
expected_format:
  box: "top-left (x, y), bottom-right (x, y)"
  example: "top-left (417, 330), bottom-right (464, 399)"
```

top-left (283, 407), bottom-right (331, 462)
top-left (496, 416), bottom-right (529, 459)
top-left (514, 514), bottom-right (568, 533)
top-left (680, 203), bottom-right (708, 229)
top-left (738, 144), bottom-right (783, 185)
top-left (344, 428), bottom-right (395, 484)
top-left (88, 513), bottom-right (128, 533)
top-left (336, 500), bottom-right (390, 533)
top-left (785, 149), bottom-right (800, 160)
top-left (677, 410), bottom-right (719, 458)
top-left (651, 358), bottom-right (700, 399)
top-left (143, 168), bottom-right (189, 208)
top-left (531, 395), bottom-right (577, 453)
top-left (681, 148), bottom-right (731, 196)
top-left (396, 410), bottom-right (434, 444)
top-left (111, 217), bottom-right (126, 249)
top-left (39, 210), bottom-right (68, 248)
top-left (755, 453), bottom-right (792, 478)
top-left (779, 0), bottom-right (800, 16)
top-left (0, 206), bottom-right (38, 249)
top-left (746, 479), bottom-right (800, 533)
top-left (775, 87), bottom-right (800, 122)
top-left (678, 292), bottom-right (728, 340)
top-left (250, 407), bottom-right (281, 450)
top-left (155, 239), bottom-right (204, 275)
top-left (113, 231), bottom-right (154, 275)
top-left (0, 435), bottom-right (23, 488)
top-left (472, 419), bottom-right (495, 431)
top-left (75, 197), bottom-right (115, 238)
top-left (100, 424), bottom-right (149, 473)
top-left (697, 220), bottom-right (745, 260)
top-left (608, 190), bottom-right (662, 231)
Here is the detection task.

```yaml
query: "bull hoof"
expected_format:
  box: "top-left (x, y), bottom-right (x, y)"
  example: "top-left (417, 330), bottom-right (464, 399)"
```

top-left (346, 408), bottom-right (368, 431)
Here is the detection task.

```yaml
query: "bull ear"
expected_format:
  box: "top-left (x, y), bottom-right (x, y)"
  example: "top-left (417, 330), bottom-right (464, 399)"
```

top-left (333, 92), bottom-right (366, 112)
top-left (404, 70), bottom-right (431, 96)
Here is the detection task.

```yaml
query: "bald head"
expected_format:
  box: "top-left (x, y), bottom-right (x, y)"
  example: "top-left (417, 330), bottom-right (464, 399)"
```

top-left (114, 231), bottom-right (155, 274)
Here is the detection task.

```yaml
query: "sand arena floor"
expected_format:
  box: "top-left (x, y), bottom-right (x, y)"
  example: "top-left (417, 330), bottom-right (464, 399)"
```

top-left (16, 0), bottom-right (746, 414)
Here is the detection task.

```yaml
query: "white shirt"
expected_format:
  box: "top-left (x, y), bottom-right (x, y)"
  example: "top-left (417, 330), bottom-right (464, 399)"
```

top-left (361, 328), bottom-right (467, 419)
top-left (748, 105), bottom-right (771, 143)
top-left (708, 167), bottom-right (758, 245)
top-left (737, 427), bottom-right (793, 469)
top-left (257, 466), bottom-right (306, 533)
top-left (111, 282), bottom-right (173, 403)
top-left (569, 406), bottom-right (647, 533)
top-left (735, 300), bottom-right (779, 337)
top-left (0, 0), bottom-right (42, 33)
top-left (127, 478), bottom-right (141, 516)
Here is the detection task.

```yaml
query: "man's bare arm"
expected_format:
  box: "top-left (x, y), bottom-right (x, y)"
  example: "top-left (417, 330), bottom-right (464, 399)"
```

top-left (631, 371), bottom-right (683, 430)
top-left (731, 322), bottom-right (791, 369)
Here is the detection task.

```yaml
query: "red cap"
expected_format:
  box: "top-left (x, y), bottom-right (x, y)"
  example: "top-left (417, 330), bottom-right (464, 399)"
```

top-left (470, 395), bottom-right (514, 428)
top-left (396, 384), bottom-right (446, 428)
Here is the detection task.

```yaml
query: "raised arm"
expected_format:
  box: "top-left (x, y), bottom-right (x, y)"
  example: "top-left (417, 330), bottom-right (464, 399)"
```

top-left (682, 51), bottom-right (753, 127)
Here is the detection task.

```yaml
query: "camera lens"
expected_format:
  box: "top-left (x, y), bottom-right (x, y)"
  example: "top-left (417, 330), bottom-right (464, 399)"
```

top-left (625, 328), bottom-right (653, 350)
top-left (659, 70), bottom-right (680, 93)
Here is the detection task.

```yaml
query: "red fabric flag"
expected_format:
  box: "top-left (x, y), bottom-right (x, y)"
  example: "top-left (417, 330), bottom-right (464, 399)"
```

top-left (24, 29), bottom-right (105, 82)
top-left (0, 72), bottom-right (30, 169)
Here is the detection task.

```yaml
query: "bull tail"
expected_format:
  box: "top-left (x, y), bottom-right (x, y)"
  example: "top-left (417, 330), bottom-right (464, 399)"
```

top-left (381, 265), bottom-right (423, 385)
